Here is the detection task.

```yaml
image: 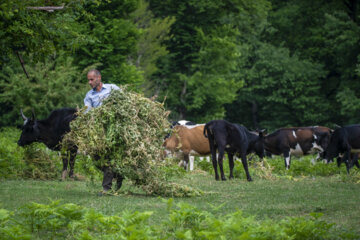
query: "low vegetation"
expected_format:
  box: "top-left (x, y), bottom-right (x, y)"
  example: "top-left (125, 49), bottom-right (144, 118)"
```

top-left (1, 127), bottom-right (360, 238)
top-left (1, 198), bottom-right (359, 239)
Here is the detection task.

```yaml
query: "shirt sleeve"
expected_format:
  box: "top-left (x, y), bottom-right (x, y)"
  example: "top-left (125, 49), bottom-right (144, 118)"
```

top-left (84, 93), bottom-right (93, 113)
top-left (111, 84), bottom-right (121, 91)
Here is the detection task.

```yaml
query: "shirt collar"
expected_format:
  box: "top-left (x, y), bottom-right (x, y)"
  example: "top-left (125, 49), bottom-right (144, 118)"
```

top-left (92, 84), bottom-right (107, 92)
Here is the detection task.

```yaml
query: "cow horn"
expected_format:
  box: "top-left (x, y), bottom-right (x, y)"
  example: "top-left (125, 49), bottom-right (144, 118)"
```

top-left (20, 109), bottom-right (28, 121)
top-left (31, 108), bottom-right (36, 120)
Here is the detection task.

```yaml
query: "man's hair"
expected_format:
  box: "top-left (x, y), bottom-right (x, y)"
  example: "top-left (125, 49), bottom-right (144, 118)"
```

top-left (88, 69), bottom-right (101, 76)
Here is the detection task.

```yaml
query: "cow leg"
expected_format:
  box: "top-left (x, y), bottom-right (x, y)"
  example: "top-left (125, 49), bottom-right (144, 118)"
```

top-left (336, 157), bottom-right (342, 167)
top-left (349, 153), bottom-right (360, 169)
top-left (183, 154), bottom-right (189, 170)
top-left (343, 151), bottom-right (350, 174)
top-left (354, 159), bottom-right (360, 169)
top-left (211, 150), bottom-right (219, 180)
top-left (68, 149), bottom-right (77, 178)
top-left (283, 151), bottom-right (291, 170)
top-left (217, 147), bottom-right (226, 181)
top-left (61, 155), bottom-right (69, 181)
top-left (208, 135), bottom-right (219, 180)
top-left (189, 156), bottom-right (194, 171)
top-left (240, 153), bottom-right (252, 181)
top-left (228, 153), bottom-right (235, 179)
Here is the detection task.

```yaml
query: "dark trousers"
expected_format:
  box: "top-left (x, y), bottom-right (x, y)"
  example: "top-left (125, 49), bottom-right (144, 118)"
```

top-left (101, 166), bottom-right (124, 191)
top-left (94, 155), bottom-right (124, 191)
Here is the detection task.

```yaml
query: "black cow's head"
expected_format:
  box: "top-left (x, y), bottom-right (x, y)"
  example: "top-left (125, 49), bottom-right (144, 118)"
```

top-left (324, 127), bottom-right (349, 164)
top-left (314, 131), bottom-right (331, 153)
top-left (18, 109), bottom-right (41, 146)
top-left (253, 129), bottom-right (266, 159)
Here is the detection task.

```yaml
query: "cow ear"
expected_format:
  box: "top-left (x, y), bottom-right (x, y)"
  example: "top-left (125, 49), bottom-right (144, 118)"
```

top-left (257, 128), bottom-right (266, 137)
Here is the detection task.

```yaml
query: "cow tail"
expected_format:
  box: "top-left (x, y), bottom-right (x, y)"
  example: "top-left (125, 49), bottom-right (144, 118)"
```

top-left (204, 122), bottom-right (212, 139)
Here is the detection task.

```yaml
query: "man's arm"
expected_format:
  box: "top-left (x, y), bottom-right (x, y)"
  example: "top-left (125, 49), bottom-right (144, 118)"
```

top-left (84, 94), bottom-right (93, 113)
top-left (111, 84), bottom-right (121, 91)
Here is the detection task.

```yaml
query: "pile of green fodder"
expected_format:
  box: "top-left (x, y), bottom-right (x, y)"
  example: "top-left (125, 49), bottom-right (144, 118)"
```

top-left (1, 127), bottom-right (66, 180)
top-left (22, 144), bottom-right (61, 180)
top-left (64, 88), bottom-right (201, 197)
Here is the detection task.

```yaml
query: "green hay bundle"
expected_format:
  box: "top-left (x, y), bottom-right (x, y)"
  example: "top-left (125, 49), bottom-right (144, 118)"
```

top-left (22, 144), bottom-right (60, 180)
top-left (64, 87), bottom-right (201, 197)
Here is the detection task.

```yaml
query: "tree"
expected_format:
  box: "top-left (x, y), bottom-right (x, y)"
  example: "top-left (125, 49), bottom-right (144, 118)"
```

top-left (73, 0), bottom-right (143, 88)
top-left (0, 0), bottom-right (87, 69)
top-left (226, 42), bottom-right (327, 130)
top-left (0, 53), bottom-right (87, 127)
top-left (265, 0), bottom-right (360, 126)
top-left (149, 0), bottom-right (270, 122)
top-left (129, 0), bottom-right (175, 96)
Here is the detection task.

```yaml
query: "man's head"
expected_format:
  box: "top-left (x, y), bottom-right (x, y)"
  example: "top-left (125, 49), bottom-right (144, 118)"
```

top-left (87, 69), bottom-right (102, 91)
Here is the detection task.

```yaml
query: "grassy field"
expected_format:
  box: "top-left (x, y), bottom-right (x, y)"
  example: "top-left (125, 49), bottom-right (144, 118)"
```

top-left (1, 165), bottom-right (359, 235)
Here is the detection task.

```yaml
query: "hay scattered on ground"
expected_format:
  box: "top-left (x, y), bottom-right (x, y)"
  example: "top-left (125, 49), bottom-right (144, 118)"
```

top-left (64, 87), bottom-right (201, 197)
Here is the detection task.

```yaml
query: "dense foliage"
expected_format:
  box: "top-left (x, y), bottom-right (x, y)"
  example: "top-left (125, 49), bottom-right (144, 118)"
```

top-left (0, 55), bottom-right (87, 126)
top-left (0, 127), bottom-right (76, 180)
top-left (225, 0), bottom-right (360, 129)
top-left (1, 0), bottom-right (359, 129)
top-left (0, 199), bottom-right (358, 239)
top-left (0, 127), bottom-right (25, 179)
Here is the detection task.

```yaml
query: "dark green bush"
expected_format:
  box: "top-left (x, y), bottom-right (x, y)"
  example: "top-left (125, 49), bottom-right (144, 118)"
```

top-left (0, 127), bottom-right (25, 179)
top-left (0, 127), bottom-right (67, 180)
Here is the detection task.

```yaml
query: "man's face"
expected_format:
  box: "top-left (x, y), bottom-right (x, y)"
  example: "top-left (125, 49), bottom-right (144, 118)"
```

top-left (87, 72), bottom-right (101, 89)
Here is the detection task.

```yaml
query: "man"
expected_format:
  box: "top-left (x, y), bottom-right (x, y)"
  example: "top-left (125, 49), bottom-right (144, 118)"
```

top-left (84, 69), bottom-right (123, 195)
top-left (84, 69), bottom-right (121, 113)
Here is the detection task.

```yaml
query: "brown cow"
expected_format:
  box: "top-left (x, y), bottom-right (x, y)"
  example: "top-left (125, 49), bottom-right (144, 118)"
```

top-left (163, 124), bottom-right (210, 170)
top-left (264, 126), bottom-right (332, 169)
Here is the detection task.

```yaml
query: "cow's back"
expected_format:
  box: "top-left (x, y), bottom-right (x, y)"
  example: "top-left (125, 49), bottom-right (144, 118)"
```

top-left (264, 129), bottom-right (294, 155)
top-left (344, 125), bottom-right (360, 149)
top-left (180, 125), bottom-right (210, 155)
top-left (165, 125), bottom-right (210, 155)
top-left (44, 108), bottom-right (77, 141)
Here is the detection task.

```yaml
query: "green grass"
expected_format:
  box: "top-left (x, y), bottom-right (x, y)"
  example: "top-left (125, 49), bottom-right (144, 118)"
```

top-left (1, 167), bottom-right (359, 235)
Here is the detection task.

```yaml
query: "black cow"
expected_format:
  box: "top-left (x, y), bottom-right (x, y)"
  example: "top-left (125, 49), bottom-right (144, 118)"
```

top-left (335, 153), bottom-right (360, 170)
top-left (204, 120), bottom-right (265, 181)
top-left (18, 108), bottom-right (78, 180)
top-left (324, 124), bottom-right (360, 173)
top-left (264, 126), bottom-right (331, 169)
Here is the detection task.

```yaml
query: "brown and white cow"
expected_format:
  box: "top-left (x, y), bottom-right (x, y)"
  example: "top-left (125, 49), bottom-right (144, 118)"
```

top-left (264, 126), bottom-right (332, 169)
top-left (163, 124), bottom-right (210, 170)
